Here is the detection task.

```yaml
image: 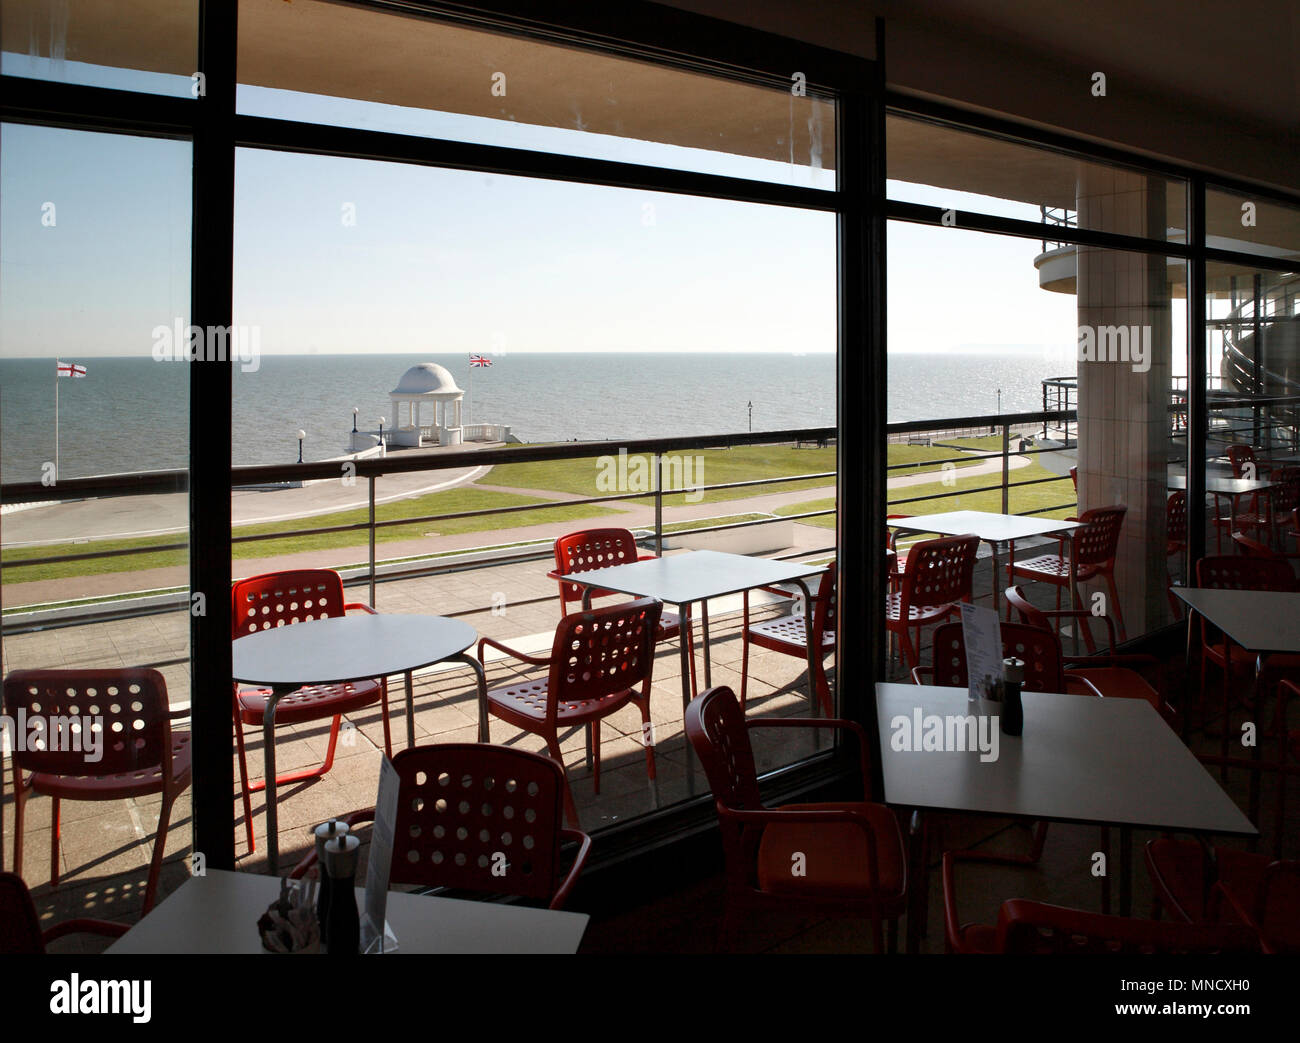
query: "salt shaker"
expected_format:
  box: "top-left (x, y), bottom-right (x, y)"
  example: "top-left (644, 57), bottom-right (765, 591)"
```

top-left (323, 833), bottom-right (361, 955)
top-left (1001, 657), bottom-right (1024, 736)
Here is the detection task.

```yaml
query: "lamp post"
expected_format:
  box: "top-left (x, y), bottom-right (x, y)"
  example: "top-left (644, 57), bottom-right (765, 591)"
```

top-left (747, 400), bottom-right (752, 432)
top-left (296, 429), bottom-right (306, 464)
top-left (351, 407), bottom-right (358, 433)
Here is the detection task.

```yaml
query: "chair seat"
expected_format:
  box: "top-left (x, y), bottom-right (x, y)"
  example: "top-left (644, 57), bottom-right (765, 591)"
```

top-left (756, 801), bottom-right (906, 902)
top-left (1010, 554), bottom-right (1101, 584)
top-left (1145, 838), bottom-right (1266, 924)
top-left (235, 679), bottom-right (383, 726)
top-left (747, 614), bottom-right (836, 654)
top-left (885, 593), bottom-right (958, 625)
top-left (1068, 667), bottom-right (1160, 709)
top-left (486, 679), bottom-right (639, 729)
top-left (657, 611), bottom-right (685, 642)
top-left (30, 732), bottom-right (192, 801)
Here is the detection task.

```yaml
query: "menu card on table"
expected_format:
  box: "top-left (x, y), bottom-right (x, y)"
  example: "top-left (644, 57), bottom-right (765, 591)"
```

top-left (960, 601), bottom-right (1004, 701)
top-left (360, 756), bottom-right (401, 954)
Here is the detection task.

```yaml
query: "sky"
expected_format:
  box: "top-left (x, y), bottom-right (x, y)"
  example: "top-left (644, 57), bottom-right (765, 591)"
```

top-left (0, 52), bottom-right (1180, 366)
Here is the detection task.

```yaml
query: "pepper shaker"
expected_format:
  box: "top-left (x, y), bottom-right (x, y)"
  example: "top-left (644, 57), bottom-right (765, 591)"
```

top-left (1001, 657), bottom-right (1024, 736)
top-left (323, 834), bottom-right (361, 955)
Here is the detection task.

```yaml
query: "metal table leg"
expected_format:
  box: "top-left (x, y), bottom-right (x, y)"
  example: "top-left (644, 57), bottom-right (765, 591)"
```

top-left (1119, 825), bottom-right (1133, 917)
top-left (448, 652), bottom-right (489, 743)
top-left (260, 686), bottom-right (290, 876)
top-left (679, 601), bottom-right (697, 794)
top-left (792, 578), bottom-right (818, 714)
top-left (905, 809), bottom-right (927, 954)
top-left (404, 670), bottom-right (415, 750)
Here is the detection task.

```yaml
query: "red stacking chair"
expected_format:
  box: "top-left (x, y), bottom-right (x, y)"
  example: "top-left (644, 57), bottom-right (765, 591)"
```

top-left (943, 850), bottom-right (1259, 954)
top-left (290, 744), bottom-right (591, 910)
top-left (231, 569), bottom-right (392, 853)
top-left (912, 617), bottom-right (1099, 696)
top-left (1004, 585), bottom-right (1172, 722)
top-left (1069, 465), bottom-right (1078, 494)
top-left (1166, 490), bottom-right (1187, 616)
top-left (0, 872), bottom-right (127, 954)
top-left (739, 561), bottom-right (836, 715)
top-left (2, 668), bottom-right (191, 913)
top-left (1144, 839), bottom-right (1300, 954)
top-left (685, 685), bottom-right (907, 953)
top-left (478, 597), bottom-right (662, 826)
top-left (552, 528), bottom-right (696, 697)
top-left (1212, 446), bottom-right (1272, 552)
top-left (885, 534), bottom-right (979, 672)
top-left (1008, 505), bottom-right (1127, 652)
top-left (885, 514), bottom-right (914, 593)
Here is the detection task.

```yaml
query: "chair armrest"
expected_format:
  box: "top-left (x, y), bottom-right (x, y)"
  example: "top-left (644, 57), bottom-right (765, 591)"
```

top-left (344, 601), bottom-right (379, 615)
top-left (42, 919), bottom-right (129, 945)
top-left (942, 848), bottom-right (1035, 953)
top-left (1065, 676), bottom-right (1105, 697)
top-left (910, 666), bottom-right (934, 685)
top-left (549, 828), bottom-right (593, 910)
top-left (477, 635), bottom-right (551, 667)
top-left (746, 717), bottom-right (872, 796)
top-left (1027, 607), bottom-right (1119, 651)
top-left (288, 807), bottom-right (377, 879)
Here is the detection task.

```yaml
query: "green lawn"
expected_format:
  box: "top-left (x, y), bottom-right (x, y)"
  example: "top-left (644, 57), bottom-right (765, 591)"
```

top-left (774, 456), bottom-right (1076, 530)
top-left (2, 488), bottom-right (617, 583)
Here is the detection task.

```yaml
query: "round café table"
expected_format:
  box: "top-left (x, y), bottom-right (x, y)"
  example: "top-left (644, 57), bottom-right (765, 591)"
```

top-left (232, 613), bottom-right (486, 874)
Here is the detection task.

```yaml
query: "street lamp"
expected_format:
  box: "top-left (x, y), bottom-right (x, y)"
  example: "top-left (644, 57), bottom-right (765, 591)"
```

top-left (296, 429), bottom-right (306, 464)
top-left (351, 407), bottom-right (358, 433)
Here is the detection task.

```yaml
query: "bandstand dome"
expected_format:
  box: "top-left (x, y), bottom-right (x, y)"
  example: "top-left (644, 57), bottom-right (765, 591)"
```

top-left (390, 362), bottom-right (463, 397)
top-left (387, 362), bottom-right (465, 447)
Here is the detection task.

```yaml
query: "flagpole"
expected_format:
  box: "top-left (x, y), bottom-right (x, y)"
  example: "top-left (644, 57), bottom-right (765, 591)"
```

top-left (467, 358), bottom-right (473, 425)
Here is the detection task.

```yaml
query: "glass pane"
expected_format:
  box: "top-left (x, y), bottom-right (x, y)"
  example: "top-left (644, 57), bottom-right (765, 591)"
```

top-left (1206, 187), bottom-right (1300, 261)
top-left (0, 123), bottom-right (192, 939)
top-left (0, 0), bottom-right (198, 97)
top-left (231, 145), bottom-right (837, 851)
top-left (237, 0), bottom-right (835, 188)
top-left (887, 218), bottom-right (1189, 670)
top-left (887, 114), bottom-right (1187, 242)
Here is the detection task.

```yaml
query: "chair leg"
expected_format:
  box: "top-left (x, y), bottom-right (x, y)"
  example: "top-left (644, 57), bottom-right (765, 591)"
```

top-left (12, 764), bottom-right (25, 878)
top-left (50, 796), bottom-right (61, 891)
top-left (546, 735), bottom-right (580, 828)
top-left (244, 715), bottom-right (343, 793)
top-left (638, 703), bottom-right (657, 781)
top-left (379, 681), bottom-right (393, 759)
top-left (143, 790), bottom-right (177, 913)
top-left (814, 655), bottom-right (833, 716)
top-left (1106, 573), bottom-right (1127, 644)
top-left (739, 631), bottom-right (751, 710)
top-left (233, 717), bottom-right (256, 853)
top-left (591, 720), bottom-right (602, 795)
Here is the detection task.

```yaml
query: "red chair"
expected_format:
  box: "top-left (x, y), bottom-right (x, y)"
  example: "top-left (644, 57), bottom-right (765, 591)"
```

top-left (1144, 839), bottom-right (1300, 954)
top-left (552, 528), bottom-right (695, 697)
top-left (943, 850), bottom-right (1259, 954)
top-left (885, 534), bottom-right (979, 672)
top-left (1008, 505), bottom-right (1128, 652)
top-left (1166, 490), bottom-right (1187, 616)
top-left (885, 514), bottom-right (913, 593)
top-left (231, 570), bottom-right (392, 853)
top-left (1004, 585), bottom-right (1171, 721)
top-left (684, 685), bottom-right (906, 953)
top-left (0, 872), bottom-right (127, 954)
top-left (739, 562), bottom-right (835, 715)
top-left (2, 668), bottom-right (191, 913)
top-left (911, 618), bottom-right (1099, 697)
top-left (289, 744), bottom-right (591, 910)
top-left (1212, 447), bottom-right (1272, 551)
top-left (478, 597), bottom-right (662, 826)
top-left (1068, 465), bottom-right (1078, 493)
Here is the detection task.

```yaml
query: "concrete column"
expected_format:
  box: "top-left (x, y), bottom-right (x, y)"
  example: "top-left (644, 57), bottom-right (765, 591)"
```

top-left (1075, 169), bottom-right (1173, 636)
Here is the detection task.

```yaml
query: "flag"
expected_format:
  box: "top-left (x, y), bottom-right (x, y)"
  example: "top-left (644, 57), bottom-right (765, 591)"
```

top-left (469, 354), bottom-right (492, 368)
top-left (56, 361), bottom-right (87, 378)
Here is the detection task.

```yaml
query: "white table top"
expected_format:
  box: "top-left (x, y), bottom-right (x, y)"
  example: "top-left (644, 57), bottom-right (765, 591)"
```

top-left (1174, 588), bottom-right (1300, 654)
top-left (1168, 473), bottom-right (1274, 495)
top-left (107, 870), bottom-right (588, 954)
top-left (887, 510), bottom-right (1080, 543)
top-left (562, 549), bottom-right (825, 605)
top-left (875, 683), bottom-right (1256, 836)
top-left (233, 614), bottom-right (477, 688)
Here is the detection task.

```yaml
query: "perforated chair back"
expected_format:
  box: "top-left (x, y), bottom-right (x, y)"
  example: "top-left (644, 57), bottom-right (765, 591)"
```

top-left (231, 569), bottom-right (348, 639)
top-left (811, 562), bottom-right (837, 640)
top-left (997, 899), bottom-right (1260, 954)
top-left (1227, 445), bottom-right (1259, 479)
top-left (0, 873), bottom-right (45, 954)
top-left (927, 622), bottom-right (1068, 693)
top-left (900, 534), bottom-right (979, 612)
top-left (1269, 466), bottom-right (1300, 515)
top-left (1196, 554), bottom-right (1296, 592)
top-left (552, 528), bottom-right (645, 612)
top-left (1166, 491), bottom-right (1187, 552)
top-left (386, 744), bottom-right (571, 903)
top-left (684, 685), bottom-right (763, 814)
top-left (1072, 505), bottom-right (1126, 567)
top-left (542, 597), bottom-right (662, 725)
top-left (3, 668), bottom-right (172, 777)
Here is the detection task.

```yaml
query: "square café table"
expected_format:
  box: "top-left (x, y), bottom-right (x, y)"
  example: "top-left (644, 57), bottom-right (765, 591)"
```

top-left (561, 549), bottom-right (828, 716)
top-left (876, 682), bottom-right (1256, 952)
top-left (107, 869), bottom-right (588, 954)
top-left (887, 510), bottom-right (1081, 611)
top-left (1174, 586), bottom-right (1300, 848)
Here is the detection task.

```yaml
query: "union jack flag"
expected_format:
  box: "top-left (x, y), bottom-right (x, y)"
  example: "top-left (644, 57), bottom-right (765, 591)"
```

top-left (56, 361), bottom-right (87, 378)
top-left (469, 354), bottom-right (492, 367)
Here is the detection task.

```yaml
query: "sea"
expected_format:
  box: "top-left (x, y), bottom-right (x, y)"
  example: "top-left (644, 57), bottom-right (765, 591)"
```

top-left (0, 352), bottom-right (1075, 481)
